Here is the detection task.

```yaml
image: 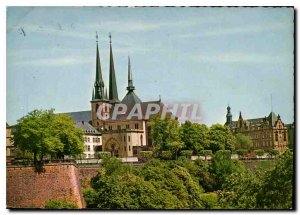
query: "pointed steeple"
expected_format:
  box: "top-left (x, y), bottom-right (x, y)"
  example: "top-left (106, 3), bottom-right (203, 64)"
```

top-left (93, 32), bottom-right (104, 100)
top-left (127, 56), bottom-right (135, 92)
top-left (239, 111), bottom-right (243, 119)
top-left (108, 33), bottom-right (119, 102)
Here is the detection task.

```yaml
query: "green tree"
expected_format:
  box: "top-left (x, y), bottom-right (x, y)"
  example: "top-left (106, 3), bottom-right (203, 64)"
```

top-left (269, 149), bottom-right (280, 158)
top-left (149, 115), bottom-right (181, 152)
top-left (207, 124), bottom-right (236, 153)
top-left (12, 109), bottom-right (84, 162)
top-left (235, 133), bottom-right (253, 150)
top-left (199, 150), bottom-right (213, 161)
top-left (236, 149), bottom-right (247, 158)
top-left (180, 121), bottom-right (209, 154)
top-left (210, 150), bottom-right (245, 190)
top-left (95, 152), bottom-right (111, 159)
top-left (167, 141), bottom-right (185, 160)
top-left (254, 149), bottom-right (264, 158)
top-left (256, 149), bottom-right (293, 209)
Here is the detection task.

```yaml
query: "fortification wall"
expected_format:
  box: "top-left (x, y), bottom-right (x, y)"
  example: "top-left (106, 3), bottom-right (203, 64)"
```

top-left (6, 163), bottom-right (85, 209)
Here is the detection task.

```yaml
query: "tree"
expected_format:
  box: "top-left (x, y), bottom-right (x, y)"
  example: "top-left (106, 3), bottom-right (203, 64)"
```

top-left (235, 133), bottom-right (253, 150)
top-left (256, 149), bottom-right (293, 209)
top-left (180, 121), bottom-right (209, 154)
top-left (254, 149), bottom-right (264, 158)
top-left (207, 124), bottom-right (236, 153)
top-left (210, 150), bottom-right (245, 190)
top-left (149, 115), bottom-right (181, 152)
top-left (12, 109), bottom-right (84, 163)
top-left (167, 141), bottom-right (185, 160)
top-left (236, 149), bottom-right (247, 158)
top-left (95, 152), bottom-right (111, 159)
top-left (180, 150), bottom-right (193, 159)
top-left (199, 150), bottom-right (212, 161)
top-left (269, 149), bottom-right (280, 159)
top-left (139, 151), bottom-right (153, 162)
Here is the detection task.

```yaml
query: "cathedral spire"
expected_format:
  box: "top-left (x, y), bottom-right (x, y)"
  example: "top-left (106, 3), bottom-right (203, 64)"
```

top-left (93, 32), bottom-right (104, 100)
top-left (108, 33), bottom-right (119, 101)
top-left (127, 56), bottom-right (135, 92)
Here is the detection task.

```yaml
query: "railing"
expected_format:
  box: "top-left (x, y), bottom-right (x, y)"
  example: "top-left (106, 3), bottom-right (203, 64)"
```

top-left (7, 159), bottom-right (77, 167)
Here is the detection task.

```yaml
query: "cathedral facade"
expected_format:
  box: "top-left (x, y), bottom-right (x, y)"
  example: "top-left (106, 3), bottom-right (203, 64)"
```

top-left (225, 106), bottom-right (288, 154)
top-left (69, 34), bottom-right (165, 158)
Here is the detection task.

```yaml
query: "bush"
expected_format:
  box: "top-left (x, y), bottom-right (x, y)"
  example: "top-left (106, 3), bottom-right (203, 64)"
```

top-left (254, 149), bottom-right (264, 157)
top-left (44, 199), bottom-right (78, 209)
top-left (160, 151), bottom-right (172, 160)
top-left (180, 150), bottom-right (193, 159)
top-left (199, 150), bottom-right (213, 160)
top-left (216, 150), bottom-right (231, 158)
top-left (95, 152), bottom-right (111, 159)
top-left (269, 149), bottom-right (280, 158)
top-left (236, 149), bottom-right (247, 157)
top-left (139, 151), bottom-right (153, 162)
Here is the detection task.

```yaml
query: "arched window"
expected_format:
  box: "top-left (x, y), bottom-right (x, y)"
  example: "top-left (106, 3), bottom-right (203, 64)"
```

top-left (140, 135), bottom-right (143, 146)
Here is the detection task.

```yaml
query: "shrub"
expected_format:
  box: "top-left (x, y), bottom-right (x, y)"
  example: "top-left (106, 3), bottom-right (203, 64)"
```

top-left (216, 150), bottom-right (231, 158)
top-left (95, 152), bottom-right (111, 159)
top-left (139, 151), bottom-right (153, 162)
top-left (44, 199), bottom-right (78, 209)
top-left (180, 150), bottom-right (193, 159)
top-left (199, 150), bottom-right (213, 161)
top-left (236, 149), bottom-right (247, 157)
top-left (160, 151), bottom-right (172, 160)
top-left (254, 149), bottom-right (264, 157)
top-left (269, 149), bottom-right (280, 158)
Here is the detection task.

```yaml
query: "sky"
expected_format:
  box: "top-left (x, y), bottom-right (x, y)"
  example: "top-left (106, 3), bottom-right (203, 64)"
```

top-left (6, 7), bottom-right (294, 126)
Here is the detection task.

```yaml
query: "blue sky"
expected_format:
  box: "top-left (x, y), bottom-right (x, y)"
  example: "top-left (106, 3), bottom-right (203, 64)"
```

top-left (6, 7), bottom-right (294, 126)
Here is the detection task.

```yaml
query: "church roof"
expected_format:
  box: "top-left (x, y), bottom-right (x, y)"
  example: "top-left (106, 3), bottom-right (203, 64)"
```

top-left (232, 111), bottom-right (279, 128)
top-left (75, 121), bottom-right (100, 135)
top-left (121, 91), bottom-right (142, 107)
top-left (63, 111), bottom-right (92, 122)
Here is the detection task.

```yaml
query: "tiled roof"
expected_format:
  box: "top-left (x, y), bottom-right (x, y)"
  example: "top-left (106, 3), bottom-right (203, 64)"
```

top-left (63, 111), bottom-right (92, 122)
top-left (75, 121), bottom-right (100, 135)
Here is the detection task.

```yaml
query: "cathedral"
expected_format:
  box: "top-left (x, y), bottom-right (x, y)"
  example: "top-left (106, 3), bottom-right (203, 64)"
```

top-left (225, 105), bottom-right (288, 154)
top-left (67, 34), bottom-right (167, 158)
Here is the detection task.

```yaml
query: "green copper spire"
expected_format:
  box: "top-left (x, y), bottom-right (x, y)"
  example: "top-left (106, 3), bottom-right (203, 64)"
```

top-left (127, 56), bottom-right (135, 92)
top-left (108, 33), bottom-right (119, 101)
top-left (225, 105), bottom-right (233, 126)
top-left (94, 32), bottom-right (104, 100)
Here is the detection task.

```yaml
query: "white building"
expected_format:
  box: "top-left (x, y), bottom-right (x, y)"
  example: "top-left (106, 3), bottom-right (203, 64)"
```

top-left (75, 121), bottom-right (102, 158)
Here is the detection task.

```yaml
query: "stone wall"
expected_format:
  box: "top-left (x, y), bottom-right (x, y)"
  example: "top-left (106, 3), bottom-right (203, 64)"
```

top-left (6, 163), bottom-right (85, 209)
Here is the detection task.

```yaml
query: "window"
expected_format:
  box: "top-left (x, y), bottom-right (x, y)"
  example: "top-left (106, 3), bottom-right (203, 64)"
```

top-left (129, 145), bottom-right (131, 151)
top-left (140, 135), bottom-right (143, 146)
top-left (135, 123), bottom-right (139, 129)
top-left (88, 145), bottom-right (90, 151)
top-left (118, 125), bottom-right (121, 130)
top-left (126, 124), bottom-right (130, 129)
top-left (124, 136), bottom-right (126, 142)
top-left (128, 136), bottom-right (131, 142)
top-left (109, 125), bottom-right (112, 130)
top-left (284, 132), bottom-right (287, 141)
top-left (275, 132), bottom-right (278, 141)
top-left (87, 137), bottom-right (90, 142)
top-left (98, 138), bottom-right (101, 143)
top-left (124, 146), bottom-right (126, 151)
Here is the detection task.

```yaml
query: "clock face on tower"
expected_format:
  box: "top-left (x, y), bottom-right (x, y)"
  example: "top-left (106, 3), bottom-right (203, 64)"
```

top-left (96, 103), bottom-right (111, 120)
